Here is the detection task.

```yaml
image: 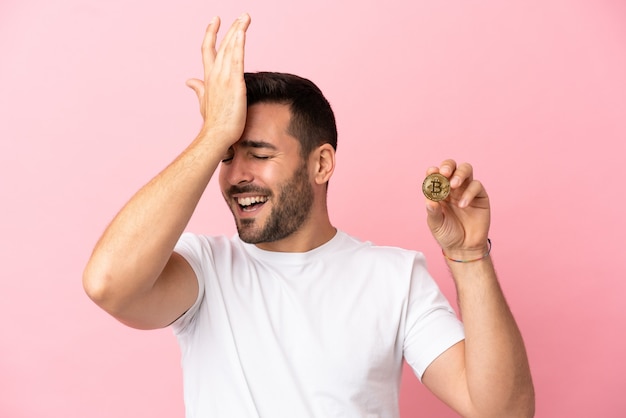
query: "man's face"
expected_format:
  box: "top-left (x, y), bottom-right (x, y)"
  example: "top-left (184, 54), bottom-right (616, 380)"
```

top-left (219, 103), bottom-right (314, 245)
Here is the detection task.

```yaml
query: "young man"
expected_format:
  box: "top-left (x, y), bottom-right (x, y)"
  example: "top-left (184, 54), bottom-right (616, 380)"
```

top-left (83, 14), bottom-right (534, 418)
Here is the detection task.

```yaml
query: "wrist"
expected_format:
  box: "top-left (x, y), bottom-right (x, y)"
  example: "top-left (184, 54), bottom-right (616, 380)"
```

top-left (197, 126), bottom-right (236, 145)
top-left (442, 239), bottom-right (492, 263)
top-left (192, 127), bottom-right (238, 156)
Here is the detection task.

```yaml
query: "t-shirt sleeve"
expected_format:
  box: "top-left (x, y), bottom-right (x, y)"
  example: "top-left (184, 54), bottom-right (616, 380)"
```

top-left (170, 232), bottom-right (206, 335)
top-left (403, 253), bottom-right (465, 380)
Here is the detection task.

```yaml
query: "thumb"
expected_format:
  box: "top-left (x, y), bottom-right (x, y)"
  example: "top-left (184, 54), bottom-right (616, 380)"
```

top-left (425, 201), bottom-right (444, 232)
top-left (185, 78), bottom-right (206, 117)
top-left (185, 78), bottom-right (204, 99)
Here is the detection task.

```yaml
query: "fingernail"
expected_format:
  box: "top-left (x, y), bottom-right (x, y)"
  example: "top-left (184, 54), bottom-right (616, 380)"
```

top-left (451, 176), bottom-right (461, 187)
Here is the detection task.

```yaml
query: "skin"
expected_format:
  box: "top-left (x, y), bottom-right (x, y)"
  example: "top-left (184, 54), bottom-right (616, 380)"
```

top-left (421, 162), bottom-right (535, 417)
top-left (218, 102), bottom-right (333, 251)
top-left (82, 14), bottom-right (534, 418)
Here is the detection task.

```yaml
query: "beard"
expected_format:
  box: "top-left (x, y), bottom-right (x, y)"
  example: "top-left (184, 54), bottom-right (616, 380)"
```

top-left (229, 162), bottom-right (314, 244)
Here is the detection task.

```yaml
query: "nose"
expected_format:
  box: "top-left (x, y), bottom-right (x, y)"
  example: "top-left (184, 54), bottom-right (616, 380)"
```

top-left (221, 152), bottom-right (254, 186)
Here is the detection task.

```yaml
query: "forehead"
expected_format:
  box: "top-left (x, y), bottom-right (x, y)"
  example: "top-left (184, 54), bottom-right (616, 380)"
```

top-left (239, 102), bottom-right (297, 148)
top-left (245, 102), bottom-right (291, 134)
top-left (242, 103), bottom-right (291, 139)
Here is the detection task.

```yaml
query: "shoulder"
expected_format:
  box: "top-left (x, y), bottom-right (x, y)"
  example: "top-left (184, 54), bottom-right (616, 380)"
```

top-left (176, 233), bottom-right (239, 254)
top-left (332, 231), bottom-right (430, 283)
top-left (174, 233), bottom-right (248, 271)
top-left (337, 230), bottom-right (426, 264)
top-left (176, 232), bottom-right (233, 248)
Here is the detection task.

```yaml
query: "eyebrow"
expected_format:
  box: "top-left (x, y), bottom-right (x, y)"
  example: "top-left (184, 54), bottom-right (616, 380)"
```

top-left (239, 140), bottom-right (278, 151)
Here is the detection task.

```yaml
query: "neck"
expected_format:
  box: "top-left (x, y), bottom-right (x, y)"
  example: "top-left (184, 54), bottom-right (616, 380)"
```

top-left (255, 207), bottom-right (336, 253)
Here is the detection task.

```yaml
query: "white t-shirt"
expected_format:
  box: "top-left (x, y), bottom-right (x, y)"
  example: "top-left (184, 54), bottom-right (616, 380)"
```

top-left (172, 230), bottom-right (464, 418)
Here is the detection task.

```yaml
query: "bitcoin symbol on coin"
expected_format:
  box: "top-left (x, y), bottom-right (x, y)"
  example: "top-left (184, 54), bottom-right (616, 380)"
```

top-left (430, 178), bottom-right (442, 194)
top-left (422, 173), bottom-right (450, 202)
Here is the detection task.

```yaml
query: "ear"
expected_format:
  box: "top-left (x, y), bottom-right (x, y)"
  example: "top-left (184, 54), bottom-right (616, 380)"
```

top-left (310, 143), bottom-right (336, 185)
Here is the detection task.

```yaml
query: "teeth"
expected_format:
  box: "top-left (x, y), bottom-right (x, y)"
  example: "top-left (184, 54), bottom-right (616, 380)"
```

top-left (237, 196), bottom-right (268, 207)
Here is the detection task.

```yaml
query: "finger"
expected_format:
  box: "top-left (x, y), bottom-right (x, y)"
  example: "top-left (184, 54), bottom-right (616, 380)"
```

top-left (213, 14), bottom-right (248, 63)
top-left (439, 159), bottom-right (457, 178)
top-left (425, 165), bottom-right (439, 176)
top-left (458, 179), bottom-right (487, 208)
top-left (449, 162), bottom-right (473, 189)
top-left (213, 13), bottom-right (251, 75)
top-left (226, 16), bottom-right (250, 75)
top-left (201, 17), bottom-right (221, 81)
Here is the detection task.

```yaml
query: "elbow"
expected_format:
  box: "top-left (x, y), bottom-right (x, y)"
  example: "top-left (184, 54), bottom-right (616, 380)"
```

top-left (82, 263), bottom-right (114, 308)
top-left (502, 384), bottom-right (536, 418)
top-left (516, 385), bottom-right (536, 418)
top-left (466, 402), bottom-right (535, 418)
top-left (82, 261), bottom-right (130, 316)
top-left (511, 370), bottom-right (536, 418)
top-left (493, 383), bottom-right (536, 418)
top-left (465, 382), bottom-right (535, 418)
top-left (82, 260), bottom-right (159, 329)
top-left (500, 402), bottom-right (535, 418)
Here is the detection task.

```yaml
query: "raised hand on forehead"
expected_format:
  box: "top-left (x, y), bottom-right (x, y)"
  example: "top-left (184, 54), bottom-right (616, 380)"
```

top-left (186, 14), bottom-right (252, 145)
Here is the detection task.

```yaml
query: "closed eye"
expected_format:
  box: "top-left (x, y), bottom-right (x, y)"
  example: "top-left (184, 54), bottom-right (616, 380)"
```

top-left (221, 147), bottom-right (234, 163)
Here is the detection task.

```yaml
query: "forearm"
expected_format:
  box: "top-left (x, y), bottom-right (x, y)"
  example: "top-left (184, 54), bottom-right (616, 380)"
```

top-left (449, 258), bottom-right (535, 417)
top-left (83, 132), bottom-right (225, 308)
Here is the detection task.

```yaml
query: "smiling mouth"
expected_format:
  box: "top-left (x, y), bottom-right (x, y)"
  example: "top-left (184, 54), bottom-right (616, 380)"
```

top-left (237, 196), bottom-right (268, 212)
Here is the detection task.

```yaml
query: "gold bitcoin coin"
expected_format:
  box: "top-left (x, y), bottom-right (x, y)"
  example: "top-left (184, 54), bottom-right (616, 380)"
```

top-left (422, 173), bottom-right (450, 202)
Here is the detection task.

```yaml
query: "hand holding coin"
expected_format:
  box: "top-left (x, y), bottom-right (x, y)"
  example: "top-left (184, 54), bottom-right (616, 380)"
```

top-left (423, 160), bottom-right (491, 259)
top-left (422, 173), bottom-right (450, 202)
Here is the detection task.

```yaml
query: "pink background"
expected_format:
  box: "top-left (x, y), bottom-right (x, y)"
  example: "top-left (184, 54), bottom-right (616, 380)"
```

top-left (1, 0), bottom-right (625, 416)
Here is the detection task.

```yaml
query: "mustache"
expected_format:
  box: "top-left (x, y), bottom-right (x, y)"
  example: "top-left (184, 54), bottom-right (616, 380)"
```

top-left (227, 184), bottom-right (272, 196)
